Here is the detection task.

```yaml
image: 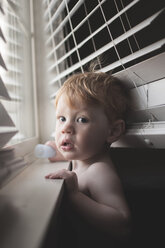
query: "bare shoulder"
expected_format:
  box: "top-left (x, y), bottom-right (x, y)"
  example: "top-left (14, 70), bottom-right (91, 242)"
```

top-left (87, 159), bottom-right (120, 185)
top-left (86, 158), bottom-right (128, 209)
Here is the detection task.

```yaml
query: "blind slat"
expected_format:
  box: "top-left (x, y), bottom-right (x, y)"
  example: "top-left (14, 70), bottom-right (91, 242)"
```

top-left (128, 106), bottom-right (165, 123)
top-left (0, 4), bottom-right (5, 14)
top-left (8, 92), bottom-right (22, 101)
top-left (113, 122), bottom-right (165, 148)
top-left (7, 39), bottom-right (22, 47)
top-left (101, 39), bottom-right (165, 73)
top-left (2, 101), bottom-right (20, 114)
top-left (3, 23), bottom-right (21, 33)
top-left (130, 78), bottom-right (165, 111)
top-left (0, 53), bottom-right (8, 71)
top-left (114, 52), bottom-right (165, 88)
top-left (0, 102), bottom-right (15, 127)
top-left (0, 76), bottom-right (11, 100)
top-left (3, 79), bottom-right (21, 87)
top-left (5, 66), bottom-right (22, 74)
top-left (0, 130), bottom-right (18, 148)
top-left (0, 27), bottom-right (6, 42)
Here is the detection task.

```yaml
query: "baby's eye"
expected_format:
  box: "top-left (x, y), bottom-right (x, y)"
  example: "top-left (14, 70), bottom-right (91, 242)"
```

top-left (77, 117), bottom-right (88, 123)
top-left (59, 116), bottom-right (66, 122)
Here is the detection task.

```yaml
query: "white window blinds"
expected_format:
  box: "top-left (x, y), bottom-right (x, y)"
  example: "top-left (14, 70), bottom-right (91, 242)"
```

top-left (0, 0), bottom-right (17, 148)
top-left (43, 0), bottom-right (165, 148)
top-left (0, 0), bottom-right (36, 148)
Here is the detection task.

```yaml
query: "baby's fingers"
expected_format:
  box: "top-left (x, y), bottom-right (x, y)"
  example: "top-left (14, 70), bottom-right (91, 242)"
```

top-left (45, 173), bottom-right (58, 179)
top-left (45, 169), bottom-right (70, 179)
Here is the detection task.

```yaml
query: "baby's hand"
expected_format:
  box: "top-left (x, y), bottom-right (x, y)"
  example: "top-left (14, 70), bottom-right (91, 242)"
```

top-left (45, 141), bottom-right (67, 162)
top-left (45, 169), bottom-right (78, 194)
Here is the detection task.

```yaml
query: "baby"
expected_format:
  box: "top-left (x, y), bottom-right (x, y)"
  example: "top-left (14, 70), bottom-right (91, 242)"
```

top-left (45, 72), bottom-right (131, 247)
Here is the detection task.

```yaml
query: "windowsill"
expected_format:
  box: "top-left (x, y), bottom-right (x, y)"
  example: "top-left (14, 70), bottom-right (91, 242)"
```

top-left (0, 158), bottom-right (68, 248)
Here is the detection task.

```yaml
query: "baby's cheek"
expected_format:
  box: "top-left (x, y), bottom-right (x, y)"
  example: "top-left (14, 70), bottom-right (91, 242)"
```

top-left (55, 128), bottom-right (60, 139)
top-left (54, 135), bottom-right (60, 149)
top-left (88, 132), bottom-right (106, 148)
top-left (81, 134), bottom-right (97, 150)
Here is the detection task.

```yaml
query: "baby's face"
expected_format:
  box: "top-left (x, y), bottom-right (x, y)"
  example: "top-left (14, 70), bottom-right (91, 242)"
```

top-left (55, 94), bottom-right (110, 162)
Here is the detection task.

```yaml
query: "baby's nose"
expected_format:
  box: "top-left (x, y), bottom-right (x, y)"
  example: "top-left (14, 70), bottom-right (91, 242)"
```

top-left (62, 122), bottom-right (74, 134)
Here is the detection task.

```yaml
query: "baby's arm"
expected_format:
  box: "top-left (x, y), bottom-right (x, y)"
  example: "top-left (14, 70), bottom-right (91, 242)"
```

top-left (70, 163), bottom-right (130, 237)
top-left (81, 163), bottom-right (131, 236)
top-left (45, 163), bottom-right (131, 238)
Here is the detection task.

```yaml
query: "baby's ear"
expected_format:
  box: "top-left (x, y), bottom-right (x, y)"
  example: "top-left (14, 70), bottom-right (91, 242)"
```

top-left (107, 119), bottom-right (125, 144)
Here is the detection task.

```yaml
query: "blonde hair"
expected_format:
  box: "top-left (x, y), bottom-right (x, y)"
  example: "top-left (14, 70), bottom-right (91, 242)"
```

top-left (55, 72), bottom-right (130, 123)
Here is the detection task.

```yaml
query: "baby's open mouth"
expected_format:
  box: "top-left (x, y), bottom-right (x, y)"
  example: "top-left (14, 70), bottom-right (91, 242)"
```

top-left (63, 142), bottom-right (69, 146)
top-left (61, 140), bottom-right (73, 150)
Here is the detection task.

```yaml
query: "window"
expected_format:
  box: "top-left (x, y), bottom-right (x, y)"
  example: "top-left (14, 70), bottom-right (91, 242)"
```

top-left (42, 0), bottom-right (165, 148)
top-left (0, 0), bottom-right (38, 148)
